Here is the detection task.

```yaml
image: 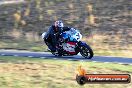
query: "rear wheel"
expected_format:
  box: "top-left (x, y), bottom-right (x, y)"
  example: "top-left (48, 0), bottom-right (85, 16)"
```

top-left (80, 45), bottom-right (93, 59)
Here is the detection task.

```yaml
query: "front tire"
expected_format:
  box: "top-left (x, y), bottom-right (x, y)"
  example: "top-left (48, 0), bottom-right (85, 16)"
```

top-left (80, 45), bottom-right (93, 59)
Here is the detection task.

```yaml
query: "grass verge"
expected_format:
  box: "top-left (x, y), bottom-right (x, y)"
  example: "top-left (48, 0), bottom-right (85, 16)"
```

top-left (0, 56), bottom-right (131, 88)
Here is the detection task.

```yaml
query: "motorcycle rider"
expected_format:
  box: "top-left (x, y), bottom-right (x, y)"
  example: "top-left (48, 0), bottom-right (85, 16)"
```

top-left (43, 20), bottom-right (70, 52)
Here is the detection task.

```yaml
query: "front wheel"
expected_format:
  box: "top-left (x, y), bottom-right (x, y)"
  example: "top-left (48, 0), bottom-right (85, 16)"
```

top-left (79, 45), bottom-right (93, 59)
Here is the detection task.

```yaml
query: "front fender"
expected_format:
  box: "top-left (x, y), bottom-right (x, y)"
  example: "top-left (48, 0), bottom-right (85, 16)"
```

top-left (77, 41), bottom-right (93, 52)
top-left (75, 41), bottom-right (88, 53)
top-left (78, 41), bottom-right (88, 47)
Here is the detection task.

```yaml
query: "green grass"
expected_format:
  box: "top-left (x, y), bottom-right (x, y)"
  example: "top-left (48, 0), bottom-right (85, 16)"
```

top-left (0, 56), bottom-right (131, 88)
top-left (94, 49), bottom-right (132, 58)
top-left (0, 56), bottom-right (132, 72)
top-left (0, 39), bottom-right (47, 51)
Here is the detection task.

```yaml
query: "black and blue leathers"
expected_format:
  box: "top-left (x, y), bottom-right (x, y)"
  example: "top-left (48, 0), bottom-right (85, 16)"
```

top-left (44, 25), bottom-right (70, 52)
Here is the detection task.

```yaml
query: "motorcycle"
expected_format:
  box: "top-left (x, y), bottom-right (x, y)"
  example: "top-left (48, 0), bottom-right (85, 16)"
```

top-left (42, 28), bottom-right (93, 59)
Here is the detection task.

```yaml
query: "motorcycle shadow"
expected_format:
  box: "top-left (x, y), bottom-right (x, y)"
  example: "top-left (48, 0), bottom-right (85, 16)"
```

top-left (42, 53), bottom-right (92, 61)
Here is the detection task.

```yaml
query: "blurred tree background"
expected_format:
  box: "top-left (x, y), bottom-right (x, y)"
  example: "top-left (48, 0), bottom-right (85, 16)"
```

top-left (0, 0), bottom-right (131, 57)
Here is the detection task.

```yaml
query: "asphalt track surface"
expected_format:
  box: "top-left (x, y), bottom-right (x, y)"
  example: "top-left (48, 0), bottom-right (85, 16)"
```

top-left (0, 50), bottom-right (132, 65)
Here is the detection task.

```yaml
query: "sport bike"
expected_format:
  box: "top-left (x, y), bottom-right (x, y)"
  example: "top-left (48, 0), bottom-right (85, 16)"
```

top-left (42, 28), bottom-right (93, 59)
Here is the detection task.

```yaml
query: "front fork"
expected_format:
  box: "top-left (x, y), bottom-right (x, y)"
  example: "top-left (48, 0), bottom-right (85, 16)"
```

top-left (75, 41), bottom-right (82, 53)
top-left (75, 41), bottom-right (87, 52)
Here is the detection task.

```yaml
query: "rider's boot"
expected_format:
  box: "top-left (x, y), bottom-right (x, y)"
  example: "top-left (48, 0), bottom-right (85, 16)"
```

top-left (55, 45), bottom-right (62, 56)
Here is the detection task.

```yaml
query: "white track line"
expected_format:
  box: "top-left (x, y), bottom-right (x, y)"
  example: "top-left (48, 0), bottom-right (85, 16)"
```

top-left (53, 58), bottom-right (57, 60)
top-left (118, 63), bottom-right (124, 65)
top-left (92, 61), bottom-right (97, 63)
top-left (79, 60), bottom-right (84, 62)
top-left (28, 56), bottom-right (33, 58)
top-left (40, 57), bottom-right (45, 59)
top-left (1, 54), bottom-right (5, 56)
top-left (14, 55), bottom-right (18, 57)
top-left (67, 59), bottom-right (72, 61)
top-left (0, 51), bottom-right (132, 65)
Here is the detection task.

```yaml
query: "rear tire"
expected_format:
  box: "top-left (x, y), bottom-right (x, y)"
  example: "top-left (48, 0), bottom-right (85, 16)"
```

top-left (80, 45), bottom-right (93, 59)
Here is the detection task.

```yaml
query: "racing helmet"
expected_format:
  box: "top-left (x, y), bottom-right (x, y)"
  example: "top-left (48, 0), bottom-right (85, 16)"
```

top-left (54, 20), bottom-right (64, 27)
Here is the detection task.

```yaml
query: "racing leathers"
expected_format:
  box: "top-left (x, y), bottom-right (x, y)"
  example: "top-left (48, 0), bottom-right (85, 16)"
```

top-left (44, 25), bottom-right (70, 52)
